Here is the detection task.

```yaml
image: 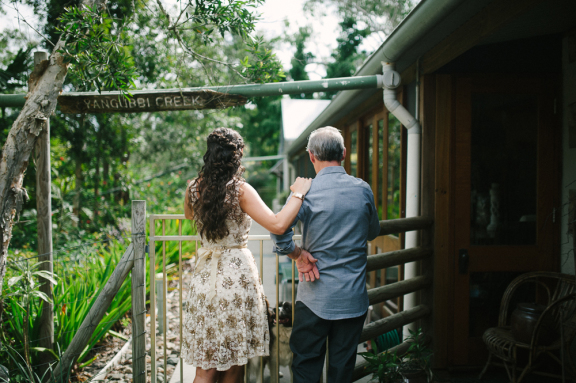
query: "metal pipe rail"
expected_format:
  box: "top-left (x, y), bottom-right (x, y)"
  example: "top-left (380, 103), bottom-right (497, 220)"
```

top-left (148, 214), bottom-right (302, 383)
top-left (0, 75), bottom-right (383, 108)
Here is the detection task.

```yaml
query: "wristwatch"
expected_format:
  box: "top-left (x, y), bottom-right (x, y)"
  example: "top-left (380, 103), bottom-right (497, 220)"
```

top-left (293, 192), bottom-right (305, 201)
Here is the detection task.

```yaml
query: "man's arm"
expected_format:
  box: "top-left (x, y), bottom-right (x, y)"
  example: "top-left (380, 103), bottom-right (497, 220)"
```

top-left (367, 191), bottom-right (381, 241)
top-left (269, 194), bottom-right (299, 255)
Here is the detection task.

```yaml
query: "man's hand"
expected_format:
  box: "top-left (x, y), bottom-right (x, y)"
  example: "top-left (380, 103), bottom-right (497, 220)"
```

top-left (295, 249), bottom-right (320, 282)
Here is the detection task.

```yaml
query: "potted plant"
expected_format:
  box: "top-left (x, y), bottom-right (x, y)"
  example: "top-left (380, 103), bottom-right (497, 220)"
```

top-left (359, 344), bottom-right (403, 383)
top-left (399, 328), bottom-right (433, 383)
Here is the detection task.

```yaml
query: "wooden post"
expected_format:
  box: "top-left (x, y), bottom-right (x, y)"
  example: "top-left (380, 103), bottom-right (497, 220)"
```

top-left (52, 243), bottom-right (135, 380)
top-left (131, 200), bottom-right (147, 383)
top-left (33, 51), bottom-right (54, 362)
top-left (419, 74), bottom-right (436, 351)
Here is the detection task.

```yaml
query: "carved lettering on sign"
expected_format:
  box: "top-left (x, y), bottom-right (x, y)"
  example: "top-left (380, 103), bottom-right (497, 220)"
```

top-left (58, 90), bottom-right (246, 114)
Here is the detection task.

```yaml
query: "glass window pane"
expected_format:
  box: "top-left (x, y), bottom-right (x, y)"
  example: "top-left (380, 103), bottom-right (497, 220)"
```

top-left (350, 129), bottom-right (358, 177)
top-left (378, 119), bottom-right (384, 219)
top-left (469, 272), bottom-right (530, 337)
top-left (470, 94), bottom-right (537, 245)
top-left (367, 123), bottom-right (373, 186)
top-left (388, 115), bottom-right (402, 220)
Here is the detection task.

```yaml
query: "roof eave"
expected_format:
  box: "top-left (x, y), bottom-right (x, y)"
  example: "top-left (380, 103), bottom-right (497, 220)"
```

top-left (287, 0), bottom-right (470, 157)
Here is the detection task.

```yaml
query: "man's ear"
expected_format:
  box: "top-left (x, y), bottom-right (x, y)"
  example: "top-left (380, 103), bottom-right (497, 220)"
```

top-left (341, 147), bottom-right (346, 162)
top-left (309, 151), bottom-right (315, 164)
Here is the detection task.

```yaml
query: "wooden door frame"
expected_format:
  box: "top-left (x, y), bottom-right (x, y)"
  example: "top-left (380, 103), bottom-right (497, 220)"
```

top-left (448, 74), bottom-right (561, 366)
top-left (432, 74), bottom-right (455, 368)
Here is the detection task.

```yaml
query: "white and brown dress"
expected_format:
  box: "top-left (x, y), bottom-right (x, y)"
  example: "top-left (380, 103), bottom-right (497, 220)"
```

top-left (182, 181), bottom-right (269, 371)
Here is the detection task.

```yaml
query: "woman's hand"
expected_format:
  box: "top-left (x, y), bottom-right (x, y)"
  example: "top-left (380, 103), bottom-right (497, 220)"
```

top-left (290, 177), bottom-right (312, 196)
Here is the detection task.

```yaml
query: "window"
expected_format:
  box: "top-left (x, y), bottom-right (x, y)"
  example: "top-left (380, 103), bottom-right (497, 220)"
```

top-left (350, 128), bottom-right (358, 177)
top-left (387, 114), bottom-right (402, 220)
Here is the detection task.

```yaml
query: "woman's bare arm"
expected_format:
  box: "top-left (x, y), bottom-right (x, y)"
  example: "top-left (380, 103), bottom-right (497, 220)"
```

top-left (239, 178), bottom-right (311, 235)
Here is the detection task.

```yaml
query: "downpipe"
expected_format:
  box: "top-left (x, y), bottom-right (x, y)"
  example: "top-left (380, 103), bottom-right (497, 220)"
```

top-left (382, 61), bottom-right (421, 338)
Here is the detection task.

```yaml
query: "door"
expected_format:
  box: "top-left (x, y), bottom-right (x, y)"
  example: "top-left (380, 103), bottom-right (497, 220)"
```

top-left (451, 76), bottom-right (560, 366)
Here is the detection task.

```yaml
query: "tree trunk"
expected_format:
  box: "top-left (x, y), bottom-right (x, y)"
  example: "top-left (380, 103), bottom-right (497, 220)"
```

top-left (0, 39), bottom-right (68, 296)
top-left (33, 50), bottom-right (55, 367)
top-left (0, 0), bottom-right (105, 295)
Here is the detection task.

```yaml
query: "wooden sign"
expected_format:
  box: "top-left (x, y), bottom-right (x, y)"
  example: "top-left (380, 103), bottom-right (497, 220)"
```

top-left (57, 89), bottom-right (247, 114)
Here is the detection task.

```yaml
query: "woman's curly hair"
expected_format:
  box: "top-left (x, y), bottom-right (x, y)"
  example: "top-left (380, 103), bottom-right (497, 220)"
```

top-left (190, 128), bottom-right (245, 242)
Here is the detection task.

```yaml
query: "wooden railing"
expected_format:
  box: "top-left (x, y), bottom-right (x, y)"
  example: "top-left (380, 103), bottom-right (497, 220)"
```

top-left (354, 216), bottom-right (433, 381)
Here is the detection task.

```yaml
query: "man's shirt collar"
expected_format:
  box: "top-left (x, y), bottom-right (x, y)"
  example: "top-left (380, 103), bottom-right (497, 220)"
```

top-left (316, 166), bottom-right (346, 177)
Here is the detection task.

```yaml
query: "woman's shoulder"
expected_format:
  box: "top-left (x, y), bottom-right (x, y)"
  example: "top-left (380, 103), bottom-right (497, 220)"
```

top-left (187, 178), bottom-right (201, 202)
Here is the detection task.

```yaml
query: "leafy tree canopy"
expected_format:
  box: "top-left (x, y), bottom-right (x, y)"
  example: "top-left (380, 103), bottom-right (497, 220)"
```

top-left (304, 0), bottom-right (419, 43)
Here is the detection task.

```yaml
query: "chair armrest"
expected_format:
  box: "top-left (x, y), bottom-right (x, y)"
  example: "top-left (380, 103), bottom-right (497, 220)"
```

top-left (529, 292), bottom-right (576, 353)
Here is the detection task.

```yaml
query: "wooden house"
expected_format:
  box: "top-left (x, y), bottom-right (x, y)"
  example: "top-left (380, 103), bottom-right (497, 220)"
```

top-left (282, 0), bottom-right (576, 369)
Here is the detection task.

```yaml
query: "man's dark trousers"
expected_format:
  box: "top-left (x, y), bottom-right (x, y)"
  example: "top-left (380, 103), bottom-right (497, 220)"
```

top-left (290, 301), bottom-right (367, 383)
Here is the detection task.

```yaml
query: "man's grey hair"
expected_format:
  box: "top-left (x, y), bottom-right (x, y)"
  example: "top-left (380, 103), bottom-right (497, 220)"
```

top-left (307, 126), bottom-right (345, 162)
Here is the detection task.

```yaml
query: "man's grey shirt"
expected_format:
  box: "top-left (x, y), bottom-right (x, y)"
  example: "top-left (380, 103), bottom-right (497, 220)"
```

top-left (270, 166), bottom-right (381, 320)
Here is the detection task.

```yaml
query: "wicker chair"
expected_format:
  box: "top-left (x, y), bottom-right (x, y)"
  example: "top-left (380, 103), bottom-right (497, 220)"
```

top-left (479, 271), bottom-right (576, 383)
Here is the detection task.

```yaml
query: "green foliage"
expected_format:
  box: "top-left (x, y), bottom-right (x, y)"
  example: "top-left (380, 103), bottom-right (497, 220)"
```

top-left (0, 46), bottom-right (33, 93)
top-left (288, 27), bottom-right (314, 99)
top-left (241, 37), bottom-right (286, 84)
top-left (189, 0), bottom-right (264, 43)
top-left (401, 328), bottom-right (433, 378)
top-left (359, 328), bottom-right (433, 382)
top-left (359, 346), bottom-right (403, 383)
top-left (323, 17), bottom-right (369, 98)
top-left (1, 238), bottom-right (135, 368)
top-left (4, 259), bottom-right (57, 369)
top-left (57, 5), bottom-right (137, 93)
top-left (2, 344), bottom-right (72, 383)
top-left (304, 0), bottom-right (419, 38)
top-left (244, 161), bottom-right (277, 207)
top-left (234, 96), bottom-right (281, 157)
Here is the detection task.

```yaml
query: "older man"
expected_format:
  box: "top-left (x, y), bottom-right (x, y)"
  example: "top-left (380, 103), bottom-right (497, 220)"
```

top-left (271, 126), bottom-right (381, 383)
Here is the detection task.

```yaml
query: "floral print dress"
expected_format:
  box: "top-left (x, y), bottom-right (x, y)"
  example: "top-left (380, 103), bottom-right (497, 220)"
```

top-left (182, 181), bottom-right (269, 371)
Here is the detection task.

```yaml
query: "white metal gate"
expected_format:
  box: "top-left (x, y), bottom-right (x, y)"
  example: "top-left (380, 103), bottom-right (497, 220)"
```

top-left (149, 214), bottom-right (300, 383)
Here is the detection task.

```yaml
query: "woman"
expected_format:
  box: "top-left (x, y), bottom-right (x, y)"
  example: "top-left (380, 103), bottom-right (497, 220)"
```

top-left (182, 128), bottom-right (312, 383)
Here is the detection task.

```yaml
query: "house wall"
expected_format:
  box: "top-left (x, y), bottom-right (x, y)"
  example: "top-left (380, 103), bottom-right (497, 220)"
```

top-left (561, 32), bottom-right (576, 275)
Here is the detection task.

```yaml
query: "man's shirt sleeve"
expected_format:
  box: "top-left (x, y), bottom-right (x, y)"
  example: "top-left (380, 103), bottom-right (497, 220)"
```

top-left (270, 194), bottom-right (303, 255)
top-left (367, 190), bottom-right (381, 241)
